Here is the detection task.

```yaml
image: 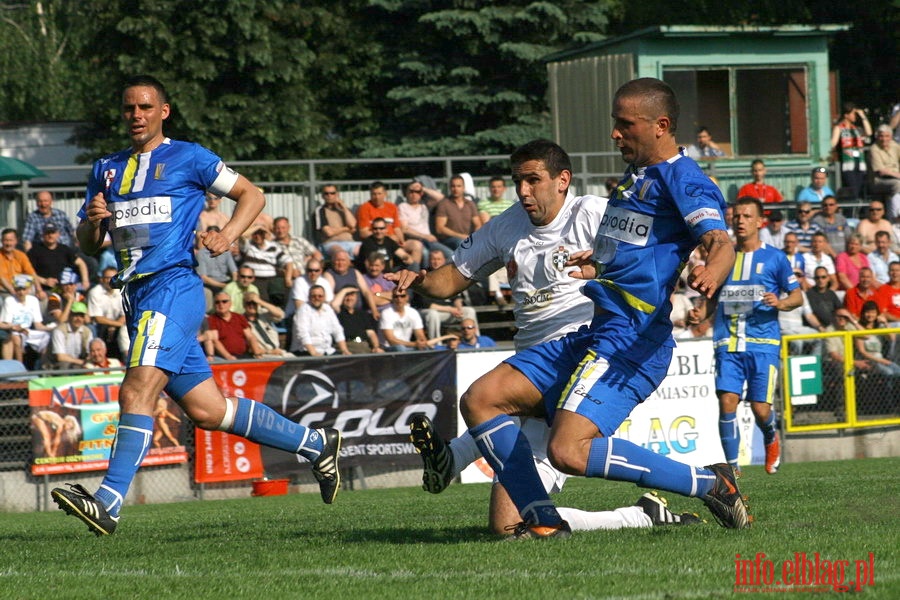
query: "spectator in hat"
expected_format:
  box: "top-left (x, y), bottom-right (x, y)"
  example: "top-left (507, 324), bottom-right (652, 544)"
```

top-left (21, 190), bottom-right (76, 252)
top-left (242, 291), bottom-right (291, 357)
top-left (196, 192), bottom-right (230, 246)
top-left (47, 267), bottom-right (87, 326)
top-left (759, 209), bottom-right (787, 249)
top-left (50, 301), bottom-right (93, 369)
top-left (27, 222), bottom-right (90, 294)
top-left (0, 275), bottom-right (51, 363)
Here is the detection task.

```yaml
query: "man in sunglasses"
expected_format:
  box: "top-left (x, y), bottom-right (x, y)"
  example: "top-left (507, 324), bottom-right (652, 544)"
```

top-left (785, 202), bottom-right (824, 254)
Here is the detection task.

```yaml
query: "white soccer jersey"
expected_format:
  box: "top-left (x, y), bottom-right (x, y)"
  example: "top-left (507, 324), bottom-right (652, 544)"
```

top-left (453, 192), bottom-right (608, 349)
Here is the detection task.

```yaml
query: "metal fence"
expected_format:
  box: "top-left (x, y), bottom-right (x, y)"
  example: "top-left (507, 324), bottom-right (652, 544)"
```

top-left (2, 153), bottom-right (865, 243)
top-left (782, 327), bottom-right (900, 432)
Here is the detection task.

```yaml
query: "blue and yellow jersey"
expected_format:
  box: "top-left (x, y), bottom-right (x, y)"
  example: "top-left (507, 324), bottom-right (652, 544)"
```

top-left (80, 138), bottom-right (238, 285)
top-left (584, 150), bottom-right (728, 342)
top-left (713, 243), bottom-right (799, 355)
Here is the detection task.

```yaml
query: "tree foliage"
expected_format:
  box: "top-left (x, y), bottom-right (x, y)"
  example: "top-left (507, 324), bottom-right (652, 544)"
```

top-left (357, 0), bottom-right (619, 158)
top-left (0, 1), bottom-right (89, 121)
top-left (67, 0), bottom-right (380, 165)
top-left (0, 0), bottom-right (896, 164)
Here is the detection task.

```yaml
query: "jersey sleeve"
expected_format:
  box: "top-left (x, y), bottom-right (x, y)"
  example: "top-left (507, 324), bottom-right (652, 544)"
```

top-left (451, 218), bottom-right (504, 279)
top-left (669, 163), bottom-right (728, 242)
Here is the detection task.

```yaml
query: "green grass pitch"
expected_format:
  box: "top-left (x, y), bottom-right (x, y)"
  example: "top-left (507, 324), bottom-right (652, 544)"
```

top-left (1, 457), bottom-right (897, 599)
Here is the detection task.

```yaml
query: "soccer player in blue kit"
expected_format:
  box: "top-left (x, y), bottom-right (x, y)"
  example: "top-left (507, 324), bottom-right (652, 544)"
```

top-left (702, 196), bottom-right (801, 475)
top-left (51, 76), bottom-right (341, 535)
top-left (460, 77), bottom-right (749, 538)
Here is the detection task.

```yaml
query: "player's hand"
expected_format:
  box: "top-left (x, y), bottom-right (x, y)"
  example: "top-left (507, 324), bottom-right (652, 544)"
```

top-left (385, 269), bottom-right (426, 292)
top-left (85, 193), bottom-right (112, 225)
top-left (566, 250), bottom-right (597, 280)
top-left (688, 264), bottom-right (720, 299)
top-left (761, 292), bottom-right (779, 307)
top-left (198, 229), bottom-right (232, 257)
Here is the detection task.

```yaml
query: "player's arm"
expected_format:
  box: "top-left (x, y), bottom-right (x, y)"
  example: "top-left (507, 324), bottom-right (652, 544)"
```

top-left (688, 229), bottom-right (735, 299)
top-left (202, 175), bottom-right (264, 257)
top-left (764, 287), bottom-right (803, 312)
top-left (77, 193), bottom-right (111, 256)
top-left (386, 263), bottom-right (470, 298)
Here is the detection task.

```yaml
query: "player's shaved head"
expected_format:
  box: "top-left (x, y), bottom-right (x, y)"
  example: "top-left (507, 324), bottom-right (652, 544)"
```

top-left (614, 78), bottom-right (679, 133)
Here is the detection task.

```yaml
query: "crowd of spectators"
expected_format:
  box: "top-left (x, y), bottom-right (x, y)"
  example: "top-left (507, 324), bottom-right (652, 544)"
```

top-left (8, 143), bottom-right (899, 373)
top-left (1, 180), bottom-right (516, 370)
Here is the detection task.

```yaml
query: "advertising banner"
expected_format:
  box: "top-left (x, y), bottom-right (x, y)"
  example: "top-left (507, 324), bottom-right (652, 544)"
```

top-left (458, 339), bottom-right (754, 485)
top-left (28, 373), bottom-right (187, 476)
top-left (195, 351), bottom-right (458, 482)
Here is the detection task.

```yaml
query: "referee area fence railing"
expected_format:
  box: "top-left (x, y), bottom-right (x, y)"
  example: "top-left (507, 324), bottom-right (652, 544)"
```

top-left (3, 154), bottom-right (865, 244)
top-left (781, 327), bottom-right (900, 433)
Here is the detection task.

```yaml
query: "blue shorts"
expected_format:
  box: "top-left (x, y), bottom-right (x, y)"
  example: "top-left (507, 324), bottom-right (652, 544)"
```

top-left (714, 350), bottom-right (778, 404)
top-left (122, 268), bottom-right (210, 396)
top-left (505, 315), bottom-right (673, 437)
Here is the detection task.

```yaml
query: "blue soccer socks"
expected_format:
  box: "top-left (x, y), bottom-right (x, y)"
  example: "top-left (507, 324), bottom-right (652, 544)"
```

top-left (469, 415), bottom-right (563, 527)
top-left (94, 413), bottom-right (154, 517)
top-left (226, 397), bottom-right (324, 461)
top-left (585, 436), bottom-right (716, 498)
top-left (718, 411), bottom-right (740, 469)
top-left (758, 409), bottom-right (777, 445)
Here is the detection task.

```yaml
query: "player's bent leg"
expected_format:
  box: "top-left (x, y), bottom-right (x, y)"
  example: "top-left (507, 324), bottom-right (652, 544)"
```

top-left (489, 483), bottom-right (525, 535)
top-left (460, 363), bottom-right (541, 424)
top-left (546, 411), bottom-right (598, 476)
top-left (181, 379), bottom-right (342, 504)
top-left (462, 365), bottom-right (568, 537)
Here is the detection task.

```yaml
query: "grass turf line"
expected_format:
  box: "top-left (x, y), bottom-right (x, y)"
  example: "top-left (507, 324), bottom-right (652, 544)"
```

top-left (0, 457), bottom-right (896, 599)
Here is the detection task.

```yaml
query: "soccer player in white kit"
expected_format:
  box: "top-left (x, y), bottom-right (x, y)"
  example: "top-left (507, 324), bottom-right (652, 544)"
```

top-left (389, 139), bottom-right (698, 533)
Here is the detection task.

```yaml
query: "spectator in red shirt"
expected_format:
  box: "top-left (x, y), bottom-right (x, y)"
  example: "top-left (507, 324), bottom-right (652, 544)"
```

top-left (738, 159), bottom-right (784, 205)
top-left (843, 267), bottom-right (879, 318)
top-left (207, 292), bottom-right (264, 360)
top-left (356, 181), bottom-right (423, 268)
top-left (874, 261), bottom-right (900, 323)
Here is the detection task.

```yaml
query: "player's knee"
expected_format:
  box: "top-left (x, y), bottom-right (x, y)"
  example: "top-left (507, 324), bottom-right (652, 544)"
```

top-left (185, 405), bottom-right (220, 430)
top-left (460, 377), bottom-right (501, 424)
top-left (547, 439), bottom-right (587, 476)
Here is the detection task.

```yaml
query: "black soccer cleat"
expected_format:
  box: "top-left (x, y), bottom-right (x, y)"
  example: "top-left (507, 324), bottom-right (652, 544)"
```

top-left (51, 483), bottom-right (119, 536)
top-left (311, 428), bottom-right (341, 504)
top-left (701, 463), bottom-right (751, 529)
top-left (408, 414), bottom-right (455, 494)
top-left (635, 491), bottom-right (703, 526)
top-left (505, 520), bottom-right (572, 541)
